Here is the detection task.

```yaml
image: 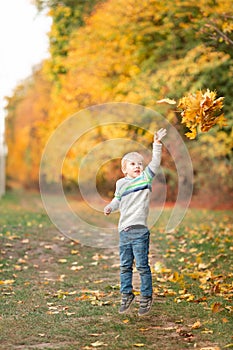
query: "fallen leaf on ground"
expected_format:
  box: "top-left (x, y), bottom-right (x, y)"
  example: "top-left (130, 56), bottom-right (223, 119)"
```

top-left (133, 344), bottom-right (145, 347)
top-left (123, 319), bottom-right (129, 323)
top-left (198, 263), bottom-right (210, 270)
top-left (211, 302), bottom-right (223, 313)
top-left (200, 347), bottom-right (220, 350)
top-left (139, 327), bottom-right (151, 332)
top-left (201, 328), bottom-right (213, 334)
top-left (191, 320), bottom-right (201, 329)
top-left (91, 340), bottom-right (108, 347)
top-left (70, 265), bottom-right (84, 271)
top-left (0, 280), bottom-right (15, 285)
top-left (176, 328), bottom-right (194, 338)
top-left (71, 249), bottom-right (79, 255)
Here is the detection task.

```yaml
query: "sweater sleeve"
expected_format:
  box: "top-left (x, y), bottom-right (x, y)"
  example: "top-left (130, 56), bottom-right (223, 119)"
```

top-left (146, 142), bottom-right (162, 177)
top-left (107, 197), bottom-right (120, 212)
top-left (105, 179), bottom-right (122, 212)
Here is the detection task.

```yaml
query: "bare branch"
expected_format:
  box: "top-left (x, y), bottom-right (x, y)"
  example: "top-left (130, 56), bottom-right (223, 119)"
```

top-left (205, 23), bottom-right (233, 46)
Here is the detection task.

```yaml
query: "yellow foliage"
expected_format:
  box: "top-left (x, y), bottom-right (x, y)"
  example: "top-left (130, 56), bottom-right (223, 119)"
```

top-left (178, 89), bottom-right (226, 139)
top-left (4, 0), bottom-right (233, 190)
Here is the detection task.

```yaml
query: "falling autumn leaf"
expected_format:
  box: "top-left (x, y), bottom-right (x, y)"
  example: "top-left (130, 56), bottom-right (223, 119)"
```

top-left (156, 98), bottom-right (177, 105)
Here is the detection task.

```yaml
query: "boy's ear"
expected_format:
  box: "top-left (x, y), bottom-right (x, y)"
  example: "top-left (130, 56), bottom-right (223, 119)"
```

top-left (121, 166), bottom-right (126, 175)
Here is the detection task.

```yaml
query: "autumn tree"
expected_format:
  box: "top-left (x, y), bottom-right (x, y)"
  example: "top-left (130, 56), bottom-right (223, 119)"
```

top-left (33, 0), bottom-right (106, 83)
top-left (5, 0), bottom-right (233, 205)
top-left (5, 65), bottom-right (51, 188)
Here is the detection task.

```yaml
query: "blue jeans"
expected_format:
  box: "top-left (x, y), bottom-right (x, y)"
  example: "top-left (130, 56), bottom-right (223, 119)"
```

top-left (119, 227), bottom-right (152, 297)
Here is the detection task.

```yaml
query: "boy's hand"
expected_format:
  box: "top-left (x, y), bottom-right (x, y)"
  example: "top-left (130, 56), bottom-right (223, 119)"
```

top-left (104, 206), bottom-right (112, 216)
top-left (154, 128), bottom-right (167, 142)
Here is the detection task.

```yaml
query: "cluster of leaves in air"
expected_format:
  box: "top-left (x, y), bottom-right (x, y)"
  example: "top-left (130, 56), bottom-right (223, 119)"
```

top-left (158, 89), bottom-right (226, 139)
top-left (177, 89), bottom-right (226, 139)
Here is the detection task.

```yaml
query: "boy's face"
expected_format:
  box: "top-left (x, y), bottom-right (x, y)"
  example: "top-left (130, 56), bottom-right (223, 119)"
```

top-left (124, 159), bottom-right (143, 179)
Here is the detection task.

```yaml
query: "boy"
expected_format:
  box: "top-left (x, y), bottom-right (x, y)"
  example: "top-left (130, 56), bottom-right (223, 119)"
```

top-left (104, 128), bottom-right (167, 316)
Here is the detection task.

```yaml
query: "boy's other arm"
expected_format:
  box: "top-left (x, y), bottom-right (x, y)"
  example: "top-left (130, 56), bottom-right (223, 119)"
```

top-left (104, 179), bottom-right (122, 215)
top-left (104, 197), bottom-right (120, 215)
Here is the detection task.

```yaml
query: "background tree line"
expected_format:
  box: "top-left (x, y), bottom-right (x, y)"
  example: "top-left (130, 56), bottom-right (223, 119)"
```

top-left (5, 0), bottom-right (233, 207)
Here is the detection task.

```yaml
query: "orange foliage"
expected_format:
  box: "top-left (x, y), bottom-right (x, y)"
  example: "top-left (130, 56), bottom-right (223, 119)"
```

top-left (4, 0), bottom-right (233, 198)
top-left (178, 89), bottom-right (226, 139)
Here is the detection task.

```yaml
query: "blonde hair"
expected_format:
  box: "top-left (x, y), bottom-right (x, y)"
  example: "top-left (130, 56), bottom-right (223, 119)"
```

top-left (121, 152), bottom-right (144, 174)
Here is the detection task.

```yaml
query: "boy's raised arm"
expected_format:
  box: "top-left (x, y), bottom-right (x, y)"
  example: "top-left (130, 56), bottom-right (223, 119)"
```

top-left (147, 128), bottom-right (167, 175)
top-left (154, 128), bottom-right (167, 144)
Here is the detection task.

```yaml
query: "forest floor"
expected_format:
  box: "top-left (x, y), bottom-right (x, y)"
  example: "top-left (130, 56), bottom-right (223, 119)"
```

top-left (0, 190), bottom-right (232, 350)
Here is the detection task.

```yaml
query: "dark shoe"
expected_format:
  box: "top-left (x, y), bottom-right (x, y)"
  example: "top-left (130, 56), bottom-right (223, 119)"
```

top-left (138, 296), bottom-right (153, 316)
top-left (118, 293), bottom-right (135, 314)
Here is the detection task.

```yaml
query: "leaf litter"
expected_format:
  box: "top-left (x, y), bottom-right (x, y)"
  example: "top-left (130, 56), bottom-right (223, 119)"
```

top-left (0, 200), bottom-right (232, 349)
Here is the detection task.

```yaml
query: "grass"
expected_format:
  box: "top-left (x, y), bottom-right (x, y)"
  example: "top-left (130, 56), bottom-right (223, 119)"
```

top-left (0, 190), bottom-right (232, 350)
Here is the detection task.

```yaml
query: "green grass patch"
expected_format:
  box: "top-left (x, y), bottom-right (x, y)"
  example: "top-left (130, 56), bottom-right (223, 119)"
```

top-left (0, 191), bottom-right (232, 349)
top-left (150, 208), bottom-right (233, 348)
